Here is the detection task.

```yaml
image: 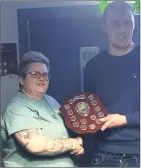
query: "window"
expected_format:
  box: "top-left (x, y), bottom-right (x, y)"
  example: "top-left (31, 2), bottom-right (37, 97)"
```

top-left (98, 1), bottom-right (140, 14)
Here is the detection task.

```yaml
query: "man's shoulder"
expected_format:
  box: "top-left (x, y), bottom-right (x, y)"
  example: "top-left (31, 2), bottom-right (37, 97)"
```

top-left (86, 50), bottom-right (108, 67)
top-left (131, 45), bottom-right (140, 61)
top-left (135, 44), bottom-right (140, 50)
top-left (95, 50), bottom-right (108, 59)
top-left (133, 45), bottom-right (140, 53)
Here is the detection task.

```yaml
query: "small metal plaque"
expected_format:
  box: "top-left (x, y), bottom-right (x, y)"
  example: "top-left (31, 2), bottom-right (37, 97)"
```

top-left (68, 99), bottom-right (74, 104)
top-left (88, 94), bottom-right (94, 100)
top-left (90, 115), bottom-right (97, 120)
top-left (89, 124), bottom-right (96, 130)
top-left (73, 121), bottom-right (79, 127)
top-left (80, 125), bottom-right (87, 130)
top-left (95, 119), bottom-right (101, 124)
top-left (98, 111), bottom-right (104, 117)
top-left (64, 104), bottom-right (70, 110)
top-left (80, 119), bottom-right (87, 124)
top-left (70, 115), bottom-right (76, 121)
top-left (67, 110), bottom-right (73, 115)
top-left (91, 100), bottom-right (97, 106)
top-left (94, 106), bottom-right (101, 112)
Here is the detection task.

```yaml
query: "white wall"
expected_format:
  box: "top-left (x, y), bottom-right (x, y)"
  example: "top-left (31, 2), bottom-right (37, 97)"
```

top-left (0, 1), bottom-right (98, 114)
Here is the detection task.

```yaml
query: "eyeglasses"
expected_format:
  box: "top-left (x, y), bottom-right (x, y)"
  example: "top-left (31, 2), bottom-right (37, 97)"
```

top-left (26, 71), bottom-right (51, 81)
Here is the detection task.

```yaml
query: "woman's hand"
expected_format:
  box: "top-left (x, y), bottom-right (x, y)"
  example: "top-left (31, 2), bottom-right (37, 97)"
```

top-left (15, 129), bottom-right (84, 156)
top-left (70, 137), bottom-right (84, 155)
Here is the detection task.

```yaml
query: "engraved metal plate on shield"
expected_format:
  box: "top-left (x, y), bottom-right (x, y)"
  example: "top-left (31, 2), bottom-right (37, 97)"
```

top-left (68, 99), bottom-right (74, 104)
top-left (73, 121), bottom-right (79, 127)
top-left (80, 119), bottom-right (87, 124)
top-left (70, 115), bottom-right (76, 121)
top-left (94, 106), bottom-right (101, 112)
top-left (80, 125), bottom-right (87, 130)
top-left (67, 110), bottom-right (73, 115)
top-left (90, 115), bottom-right (97, 120)
top-left (89, 124), bottom-right (96, 130)
top-left (98, 111), bottom-right (104, 117)
top-left (91, 100), bottom-right (97, 106)
top-left (79, 94), bottom-right (86, 99)
top-left (64, 104), bottom-right (70, 110)
top-left (95, 119), bottom-right (101, 124)
top-left (88, 94), bottom-right (94, 101)
top-left (75, 102), bottom-right (89, 116)
top-left (73, 96), bottom-right (80, 102)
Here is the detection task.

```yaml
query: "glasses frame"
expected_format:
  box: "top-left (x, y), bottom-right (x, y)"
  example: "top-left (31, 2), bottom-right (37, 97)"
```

top-left (26, 71), bottom-right (51, 81)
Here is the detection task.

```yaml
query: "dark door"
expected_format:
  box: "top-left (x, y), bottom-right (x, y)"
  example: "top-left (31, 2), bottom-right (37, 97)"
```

top-left (26, 16), bottom-right (107, 104)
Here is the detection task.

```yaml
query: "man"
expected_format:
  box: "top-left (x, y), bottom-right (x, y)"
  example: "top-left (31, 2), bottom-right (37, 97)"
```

top-left (84, 1), bottom-right (140, 167)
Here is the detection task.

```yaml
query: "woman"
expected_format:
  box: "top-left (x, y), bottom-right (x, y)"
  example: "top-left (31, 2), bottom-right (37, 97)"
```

top-left (2, 51), bottom-right (84, 167)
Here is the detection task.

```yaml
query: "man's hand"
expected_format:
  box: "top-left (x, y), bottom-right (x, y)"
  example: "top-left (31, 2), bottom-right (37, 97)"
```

top-left (99, 114), bottom-right (127, 131)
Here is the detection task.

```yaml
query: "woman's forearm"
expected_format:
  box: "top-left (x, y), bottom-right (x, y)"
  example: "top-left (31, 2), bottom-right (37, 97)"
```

top-left (32, 137), bottom-right (78, 156)
top-left (15, 129), bottom-right (81, 156)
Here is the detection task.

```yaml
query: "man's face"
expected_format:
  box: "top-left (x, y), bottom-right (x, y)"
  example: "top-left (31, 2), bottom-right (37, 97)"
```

top-left (104, 8), bottom-right (135, 49)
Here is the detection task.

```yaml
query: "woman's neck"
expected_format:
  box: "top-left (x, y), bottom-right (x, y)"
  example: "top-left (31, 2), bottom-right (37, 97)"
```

top-left (109, 42), bottom-right (135, 56)
top-left (21, 88), bottom-right (43, 100)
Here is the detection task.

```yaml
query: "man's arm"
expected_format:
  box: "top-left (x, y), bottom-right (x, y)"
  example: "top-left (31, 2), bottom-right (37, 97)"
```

top-left (14, 129), bottom-right (83, 156)
top-left (125, 111), bottom-right (139, 125)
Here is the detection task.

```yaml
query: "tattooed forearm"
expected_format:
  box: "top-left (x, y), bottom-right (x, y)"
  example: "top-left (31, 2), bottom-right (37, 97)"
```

top-left (15, 129), bottom-right (82, 156)
top-left (15, 129), bottom-right (42, 147)
top-left (16, 129), bottom-right (41, 139)
top-left (37, 138), bottom-right (76, 156)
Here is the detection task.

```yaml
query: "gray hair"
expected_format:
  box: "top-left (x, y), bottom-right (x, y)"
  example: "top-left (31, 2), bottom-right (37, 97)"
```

top-left (18, 51), bottom-right (50, 77)
top-left (103, 1), bottom-right (134, 23)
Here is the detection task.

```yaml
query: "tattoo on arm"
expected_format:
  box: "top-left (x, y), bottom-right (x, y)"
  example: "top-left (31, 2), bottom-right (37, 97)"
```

top-left (15, 129), bottom-right (41, 147)
top-left (40, 138), bottom-right (75, 156)
top-left (15, 129), bottom-right (78, 156)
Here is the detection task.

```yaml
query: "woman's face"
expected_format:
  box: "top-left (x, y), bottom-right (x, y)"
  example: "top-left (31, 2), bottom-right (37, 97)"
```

top-left (20, 62), bottom-right (49, 98)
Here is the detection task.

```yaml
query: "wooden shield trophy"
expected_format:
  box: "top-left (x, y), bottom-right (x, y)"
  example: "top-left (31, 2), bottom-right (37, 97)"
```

top-left (59, 93), bottom-right (108, 134)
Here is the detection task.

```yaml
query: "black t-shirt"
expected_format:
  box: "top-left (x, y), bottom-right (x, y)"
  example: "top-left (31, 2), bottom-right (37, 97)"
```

top-left (84, 46), bottom-right (140, 154)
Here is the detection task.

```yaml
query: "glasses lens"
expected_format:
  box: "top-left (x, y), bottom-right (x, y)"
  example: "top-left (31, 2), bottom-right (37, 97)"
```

top-left (31, 71), bottom-right (41, 79)
top-left (42, 73), bottom-right (50, 80)
top-left (29, 71), bottom-right (50, 80)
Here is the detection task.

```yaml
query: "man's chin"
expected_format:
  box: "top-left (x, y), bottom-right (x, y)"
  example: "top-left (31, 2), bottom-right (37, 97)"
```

top-left (113, 42), bottom-right (131, 50)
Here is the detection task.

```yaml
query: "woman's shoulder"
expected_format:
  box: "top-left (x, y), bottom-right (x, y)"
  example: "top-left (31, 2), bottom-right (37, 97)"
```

top-left (8, 92), bottom-right (27, 104)
top-left (44, 94), bottom-right (61, 109)
top-left (44, 94), bottom-right (57, 102)
top-left (5, 92), bottom-right (34, 113)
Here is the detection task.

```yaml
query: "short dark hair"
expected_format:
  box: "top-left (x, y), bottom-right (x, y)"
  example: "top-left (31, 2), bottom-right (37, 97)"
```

top-left (103, 1), bottom-right (134, 23)
top-left (18, 51), bottom-right (50, 77)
